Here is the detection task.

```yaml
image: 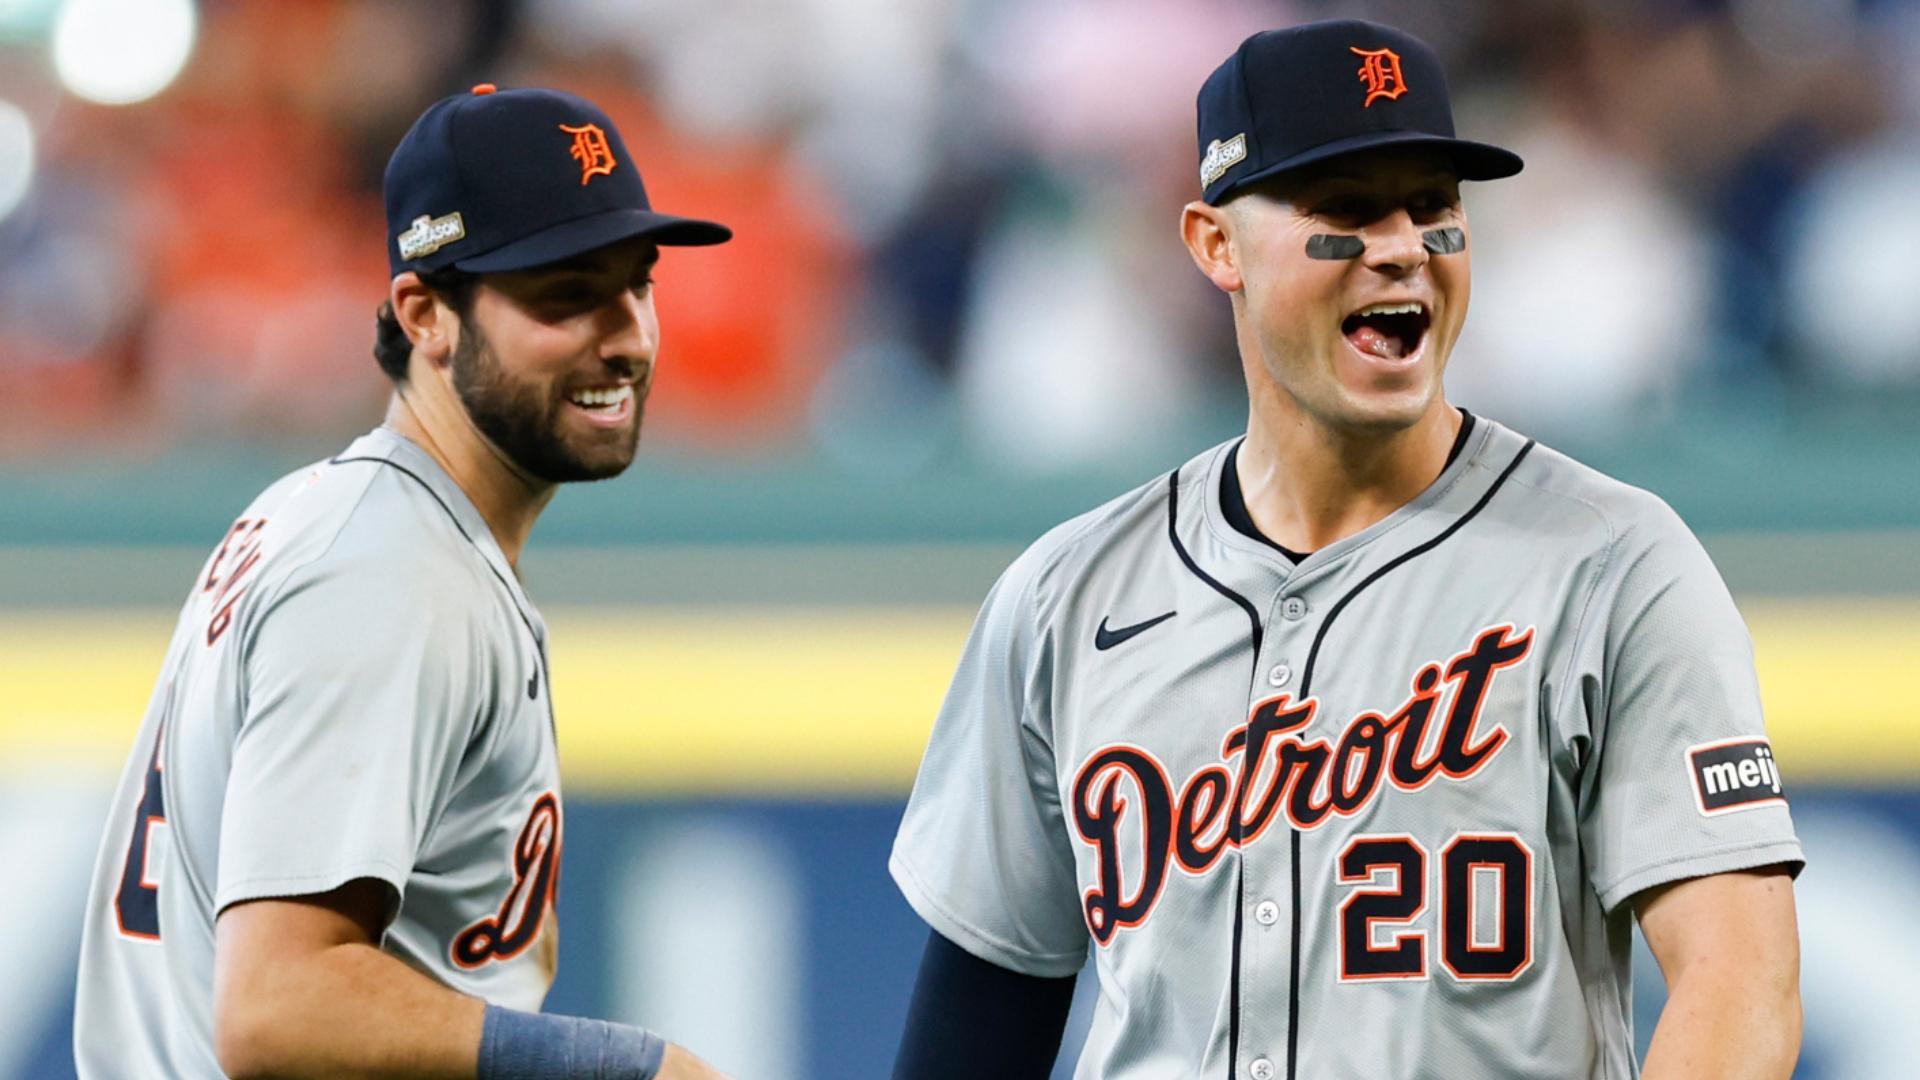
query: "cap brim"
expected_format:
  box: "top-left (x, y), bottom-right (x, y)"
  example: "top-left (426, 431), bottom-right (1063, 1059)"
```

top-left (1209, 131), bottom-right (1523, 204)
top-left (451, 207), bottom-right (732, 273)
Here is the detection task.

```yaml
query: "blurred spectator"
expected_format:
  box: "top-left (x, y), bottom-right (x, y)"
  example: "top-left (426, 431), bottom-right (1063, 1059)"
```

top-left (1, 0), bottom-right (1918, 464)
top-left (938, 0), bottom-right (1272, 472)
top-left (1782, 136), bottom-right (1920, 385)
top-left (1449, 120), bottom-right (1712, 434)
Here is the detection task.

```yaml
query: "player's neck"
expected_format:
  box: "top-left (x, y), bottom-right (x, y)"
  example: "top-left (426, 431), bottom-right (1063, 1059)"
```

top-left (383, 393), bottom-right (557, 569)
top-left (1236, 398), bottom-right (1462, 555)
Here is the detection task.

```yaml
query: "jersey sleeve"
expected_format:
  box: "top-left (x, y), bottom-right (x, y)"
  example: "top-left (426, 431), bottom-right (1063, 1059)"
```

top-left (1572, 498), bottom-right (1804, 912)
top-left (890, 545), bottom-right (1090, 977)
top-left (215, 553), bottom-right (484, 916)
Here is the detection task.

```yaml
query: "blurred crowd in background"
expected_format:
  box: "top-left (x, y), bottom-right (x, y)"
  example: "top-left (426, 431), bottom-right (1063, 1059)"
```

top-left (2, 0), bottom-right (1918, 473)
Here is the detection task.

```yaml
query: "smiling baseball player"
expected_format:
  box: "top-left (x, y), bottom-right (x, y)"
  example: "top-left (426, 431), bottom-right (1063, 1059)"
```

top-left (891, 21), bottom-right (1803, 1080)
top-left (74, 86), bottom-right (732, 1079)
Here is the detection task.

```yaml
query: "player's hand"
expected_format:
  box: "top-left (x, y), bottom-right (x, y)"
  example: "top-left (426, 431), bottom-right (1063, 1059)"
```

top-left (657, 1042), bottom-right (733, 1079)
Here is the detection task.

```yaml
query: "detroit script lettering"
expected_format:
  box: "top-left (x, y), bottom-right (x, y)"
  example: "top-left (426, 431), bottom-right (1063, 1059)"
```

top-left (1070, 623), bottom-right (1534, 944)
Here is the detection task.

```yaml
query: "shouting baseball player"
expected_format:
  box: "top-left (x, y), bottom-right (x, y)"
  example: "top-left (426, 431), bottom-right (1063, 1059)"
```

top-left (892, 20), bottom-right (1803, 1080)
top-left (75, 86), bottom-right (732, 1079)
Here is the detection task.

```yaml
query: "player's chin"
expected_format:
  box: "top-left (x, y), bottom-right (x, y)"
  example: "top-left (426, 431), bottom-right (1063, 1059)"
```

top-left (569, 429), bottom-right (643, 480)
top-left (547, 416), bottom-right (643, 481)
top-left (1330, 352), bottom-right (1441, 428)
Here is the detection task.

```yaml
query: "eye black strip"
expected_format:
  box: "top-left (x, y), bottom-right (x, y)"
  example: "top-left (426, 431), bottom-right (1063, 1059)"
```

top-left (1305, 234), bottom-right (1365, 260)
top-left (1422, 226), bottom-right (1465, 254)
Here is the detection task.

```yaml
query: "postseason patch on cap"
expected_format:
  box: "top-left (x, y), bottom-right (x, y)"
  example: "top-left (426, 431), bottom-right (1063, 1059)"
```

top-left (1687, 737), bottom-right (1787, 816)
top-left (397, 211), bottom-right (466, 261)
top-left (1201, 134), bottom-right (1248, 188)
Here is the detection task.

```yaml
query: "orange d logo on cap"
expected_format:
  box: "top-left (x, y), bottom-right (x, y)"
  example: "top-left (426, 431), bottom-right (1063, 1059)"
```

top-left (1195, 22), bottom-right (1522, 206)
top-left (559, 122), bottom-right (616, 185)
top-left (1349, 45), bottom-right (1408, 107)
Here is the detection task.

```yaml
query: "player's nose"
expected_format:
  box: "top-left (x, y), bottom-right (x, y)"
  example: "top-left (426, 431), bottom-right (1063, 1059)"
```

top-left (1360, 208), bottom-right (1429, 277)
top-left (597, 288), bottom-right (659, 366)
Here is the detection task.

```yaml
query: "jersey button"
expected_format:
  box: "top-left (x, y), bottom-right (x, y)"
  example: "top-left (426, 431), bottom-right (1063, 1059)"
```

top-left (1250, 1057), bottom-right (1276, 1080)
top-left (1266, 663), bottom-right (1291, 687)
top-left (1254, 899), bottom-right (1280, 926)
top-left (1280, 595), bottom-right (1308, 620)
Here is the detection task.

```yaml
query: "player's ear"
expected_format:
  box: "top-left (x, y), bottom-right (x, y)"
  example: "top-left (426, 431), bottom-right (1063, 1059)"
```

top-left (1181, 201), bottom-right (1243, 293)
top-left (389, 272), bottom-right (456, 371)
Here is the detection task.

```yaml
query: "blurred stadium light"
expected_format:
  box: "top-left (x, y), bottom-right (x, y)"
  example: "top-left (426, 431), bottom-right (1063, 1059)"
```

top-left (51, 0), bottom-right (197, 106)
top-left (0, 98), bottom-right (31, 223)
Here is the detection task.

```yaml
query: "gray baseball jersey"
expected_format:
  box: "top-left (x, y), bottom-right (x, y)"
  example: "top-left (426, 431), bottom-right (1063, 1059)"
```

top-left (892, 415), bottom-right (1803, 1080)
top-left (74, 427), bottom-right (563, 1078)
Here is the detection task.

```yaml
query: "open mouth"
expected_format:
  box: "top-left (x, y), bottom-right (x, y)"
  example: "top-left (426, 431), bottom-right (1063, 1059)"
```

top-left (1340, 302), bottom-right (1431, 362)
top-left (565, 383), bottom-right (635, 425)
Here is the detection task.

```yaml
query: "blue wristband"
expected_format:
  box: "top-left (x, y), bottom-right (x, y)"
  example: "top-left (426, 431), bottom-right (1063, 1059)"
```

top-left (477, 1005), bottom-right (667, 1080)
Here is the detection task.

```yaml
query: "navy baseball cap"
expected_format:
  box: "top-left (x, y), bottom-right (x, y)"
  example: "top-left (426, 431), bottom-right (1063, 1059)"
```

top-left (384, 84), bottom-right (731, 276)
top-left (1197, 20), bottom-right (1523, 205)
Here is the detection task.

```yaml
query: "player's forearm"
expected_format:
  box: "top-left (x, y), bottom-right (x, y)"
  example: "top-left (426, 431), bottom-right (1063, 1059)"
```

top-left (1640, 967), bottom-right (1801, 1080)
top-left (215, 938), bottom-right (720, 1080)
top-left (1636, 868), bottom-right (1801, 1080)
top-left (214, 938), bottom-right (483, 1079)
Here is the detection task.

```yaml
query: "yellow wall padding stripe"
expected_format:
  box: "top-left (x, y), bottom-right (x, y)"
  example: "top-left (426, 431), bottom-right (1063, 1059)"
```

top-left (0, 599), bottom-right (1912, 793)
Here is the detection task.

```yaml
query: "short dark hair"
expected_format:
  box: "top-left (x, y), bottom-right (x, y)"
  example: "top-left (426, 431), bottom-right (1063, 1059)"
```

top-left (372, 267), bottom-right (479, 383)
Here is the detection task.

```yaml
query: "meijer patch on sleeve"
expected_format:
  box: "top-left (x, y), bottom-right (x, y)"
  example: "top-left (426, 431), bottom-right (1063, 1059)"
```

top-left (1687, 738), bottom-right (1788, 816)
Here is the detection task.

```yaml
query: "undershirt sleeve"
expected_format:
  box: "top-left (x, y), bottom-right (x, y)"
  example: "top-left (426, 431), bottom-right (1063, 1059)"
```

top-left (892, 930), bottom-right (1079, 1080)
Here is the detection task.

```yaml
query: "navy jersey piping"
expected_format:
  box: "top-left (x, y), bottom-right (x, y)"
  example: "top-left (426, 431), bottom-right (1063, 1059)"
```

top-left (1169, 438), bottom-right (1536, 1080)
top-left (1296, 439), bottom-right (1536, 696)
top-left (1164, 466), bottom-right (1265, 1069)
top-left (1167, 468), bottom-right (1266, 655)
top-left (1280, 438), bottom-right (1535, 1080)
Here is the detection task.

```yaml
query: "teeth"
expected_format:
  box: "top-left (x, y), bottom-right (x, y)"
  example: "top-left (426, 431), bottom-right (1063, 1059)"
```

top-left (1353, 302), bottom-right (1425, 318)
top-left (569, 385), bottom-right (633, 408)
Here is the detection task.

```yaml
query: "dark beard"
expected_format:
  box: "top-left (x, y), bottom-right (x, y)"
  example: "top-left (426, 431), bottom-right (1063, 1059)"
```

top-left (450, 317), bottom-right (642, 483)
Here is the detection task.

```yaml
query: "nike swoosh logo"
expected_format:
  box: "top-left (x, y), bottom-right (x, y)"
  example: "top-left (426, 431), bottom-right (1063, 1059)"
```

top-left (1095, 611), bottom-right (1177, 651)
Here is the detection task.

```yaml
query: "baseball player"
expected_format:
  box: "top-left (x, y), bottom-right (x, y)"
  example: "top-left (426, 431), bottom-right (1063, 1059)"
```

top-left (891, 20), bottom-right (1803, 1080)
top-left (74, 86), bottom-right (732, 1079)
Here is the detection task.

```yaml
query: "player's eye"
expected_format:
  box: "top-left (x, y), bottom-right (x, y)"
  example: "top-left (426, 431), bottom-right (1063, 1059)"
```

top-left (1315, 197), bottom-right (1378, 222)
top-left (542, 279), bottom-right (612, 309)
top-left (547, 292), bottom-right (597, 312)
